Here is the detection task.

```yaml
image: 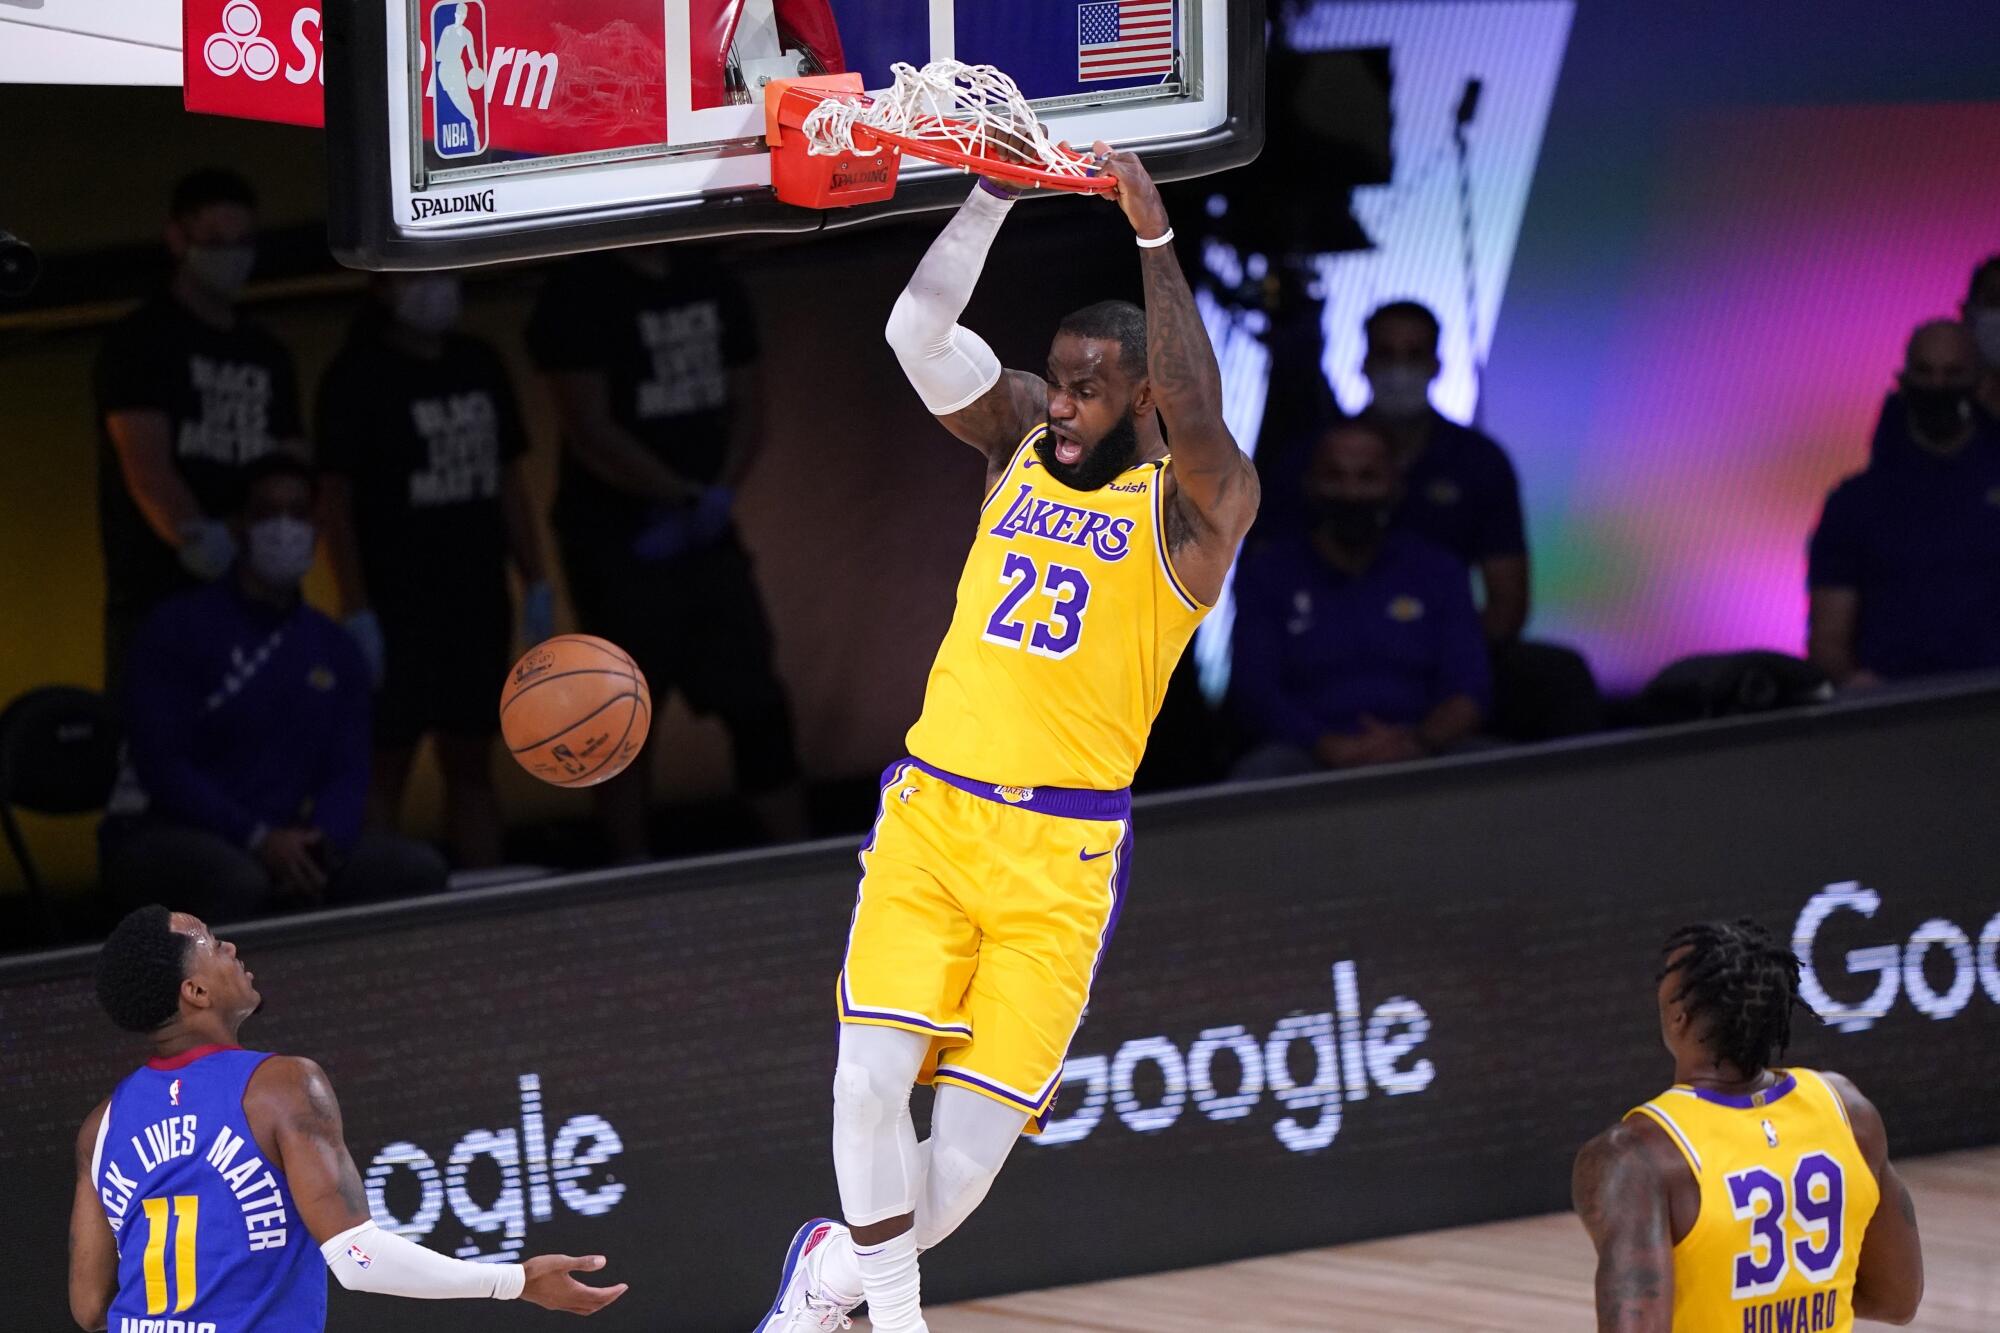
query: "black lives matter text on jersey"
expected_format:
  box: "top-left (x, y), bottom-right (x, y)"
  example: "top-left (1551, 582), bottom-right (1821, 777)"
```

top-left (99, 1114), bottom-right (293, 1253)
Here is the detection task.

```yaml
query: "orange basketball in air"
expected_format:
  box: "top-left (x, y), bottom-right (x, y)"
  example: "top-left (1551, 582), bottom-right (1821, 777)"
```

top-left (500, 635), bottom-right (651, 787)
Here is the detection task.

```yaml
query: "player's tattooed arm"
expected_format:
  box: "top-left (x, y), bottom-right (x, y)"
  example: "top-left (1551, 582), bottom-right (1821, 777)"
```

top-left (1093, 145), bottom-right (1258, 587)
top-left (1825, 1070), bottom-right (1924, 1324)
top-left (940, 369), bottom-right (1051, 486)
top-left (251, 1055), bottom-right (374, 1242)
top-left (68, 1099), bottom-right (117, 1332)
top-left (1572, 1123), bottom-right (1674, 1333)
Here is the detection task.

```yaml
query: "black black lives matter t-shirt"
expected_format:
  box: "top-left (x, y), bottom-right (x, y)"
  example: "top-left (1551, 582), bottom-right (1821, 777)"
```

top-left (93, 293), bottom-right (304, 615)
top-left (316, 316), bottom-right (529, 610)
top-left (524, 255), bottom-right (758, 538)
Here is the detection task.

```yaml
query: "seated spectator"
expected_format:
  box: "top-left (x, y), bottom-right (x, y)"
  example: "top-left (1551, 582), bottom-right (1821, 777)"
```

top-left (1359, 300), bottom-right (1529, 643)
top-left (99, 455), bottom-right (447, 922)
top-left (1808, 320), bottom-right (2000, 688)
top-left (1359, 301), bottom-right (1600, 738)
top-left (317, 272), bottom-right (552, 868)
top-left (1230, 422), bottom-right (1491, 776)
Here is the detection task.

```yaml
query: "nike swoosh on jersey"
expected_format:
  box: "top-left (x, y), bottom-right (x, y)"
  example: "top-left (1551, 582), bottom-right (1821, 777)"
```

top-left (1078, 848), bottom-right (1114, 861)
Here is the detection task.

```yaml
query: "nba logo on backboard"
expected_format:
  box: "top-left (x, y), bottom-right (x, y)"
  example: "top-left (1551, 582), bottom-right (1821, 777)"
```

top-left (430, 0), bottom-right (488, 159)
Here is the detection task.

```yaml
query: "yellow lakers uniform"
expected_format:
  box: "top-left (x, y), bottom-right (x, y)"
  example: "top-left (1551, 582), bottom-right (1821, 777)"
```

top-left (1627, 1069), bottom-right (1880, 1333)
top-left (840, 424), bottom-right (1208, 1127)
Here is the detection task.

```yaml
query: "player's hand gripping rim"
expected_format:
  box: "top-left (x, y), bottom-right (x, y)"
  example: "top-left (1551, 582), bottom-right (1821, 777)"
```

top-left (1088, 140), bottom-right (1171, 243)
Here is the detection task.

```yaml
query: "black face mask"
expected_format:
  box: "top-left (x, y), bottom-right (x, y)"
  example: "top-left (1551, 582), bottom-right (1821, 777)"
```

top-left (1903, 384), bottom-right (1972, 441)
top-left (1036, 412), bottom-right (1141, 491)
top-left (1312, 497), bottom-right (1392, 547)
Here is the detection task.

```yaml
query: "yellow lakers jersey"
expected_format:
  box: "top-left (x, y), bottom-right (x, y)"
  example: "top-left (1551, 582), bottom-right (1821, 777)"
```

top-left (905, 425), bottom-right (1209, 790)
top-left (1627, 1068), bottom-right (1879, 1333)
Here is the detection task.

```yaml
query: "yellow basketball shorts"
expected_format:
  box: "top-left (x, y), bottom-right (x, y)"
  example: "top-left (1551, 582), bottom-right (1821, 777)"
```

top-left (837, 757), bottom-right (1132, 1130)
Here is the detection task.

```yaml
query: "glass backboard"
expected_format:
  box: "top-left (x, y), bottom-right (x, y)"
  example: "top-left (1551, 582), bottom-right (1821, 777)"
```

top-left (326, 0), bottom-right (1263, 268)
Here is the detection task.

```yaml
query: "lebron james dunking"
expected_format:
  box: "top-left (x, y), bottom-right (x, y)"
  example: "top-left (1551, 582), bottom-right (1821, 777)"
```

top-left (754, 147), bottom-right (1260, 1332)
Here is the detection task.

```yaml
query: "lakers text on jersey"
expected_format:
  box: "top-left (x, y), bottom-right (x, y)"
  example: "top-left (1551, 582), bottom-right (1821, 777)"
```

top-left (95, 1046), bottom-right (325, 1333)
top-left (1627, 1068), bottom-right (1880, 1333)
top-left (903, 425), bottom-right (1207, 792)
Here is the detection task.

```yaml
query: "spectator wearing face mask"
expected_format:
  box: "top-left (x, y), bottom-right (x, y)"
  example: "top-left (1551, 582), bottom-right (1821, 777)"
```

top-left (316, 273), bottom-right (552, 868)
top-left (1867, 256), bottom-right (2000, 467)
top-left (93, 169), bottom-right (308, 694)
top-left (1230, 421), bottom-right (1490, 775)
top-left (1809, 320), bottom-right (2000, 689)
top-left (99, 455), bottom-right (448, 923)
top-left (1355, 300), bottom-right (1600, 739)
top-left (1357, 301), bottom-right (1528, 644)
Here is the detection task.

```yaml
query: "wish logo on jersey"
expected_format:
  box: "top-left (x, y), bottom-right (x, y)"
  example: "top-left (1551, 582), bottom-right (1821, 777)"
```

top-left (988, 483), bottom-right (1136, 561)
top-left (429, 0), bottom-right (488, 158)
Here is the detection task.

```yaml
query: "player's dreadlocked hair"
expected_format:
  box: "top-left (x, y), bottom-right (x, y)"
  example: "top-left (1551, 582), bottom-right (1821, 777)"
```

top-left (1660, 919), bottom-right (1805, 1076)
top-left (95, 905), bottom-right (191, 1033)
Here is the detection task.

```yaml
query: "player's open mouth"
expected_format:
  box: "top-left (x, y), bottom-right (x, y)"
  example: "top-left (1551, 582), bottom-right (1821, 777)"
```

top-left (1054, 437), bottom-right (1084, 466)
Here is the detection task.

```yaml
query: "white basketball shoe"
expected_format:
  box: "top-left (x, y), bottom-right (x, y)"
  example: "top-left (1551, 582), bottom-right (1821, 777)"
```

top-left (754, 1218), bottom-right (863, 1332)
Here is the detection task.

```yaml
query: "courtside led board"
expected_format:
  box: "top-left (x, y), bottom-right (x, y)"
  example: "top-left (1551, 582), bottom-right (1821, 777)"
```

top-left (325, 0), bottom-right (1262, 268)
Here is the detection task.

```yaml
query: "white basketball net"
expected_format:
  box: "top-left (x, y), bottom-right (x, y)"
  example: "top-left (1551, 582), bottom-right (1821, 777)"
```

top-left (797, 60), bottom-right (1097, 181)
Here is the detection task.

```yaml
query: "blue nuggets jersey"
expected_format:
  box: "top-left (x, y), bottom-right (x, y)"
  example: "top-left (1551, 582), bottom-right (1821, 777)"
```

top-left (94, 1046), bottom-right (325, 1333)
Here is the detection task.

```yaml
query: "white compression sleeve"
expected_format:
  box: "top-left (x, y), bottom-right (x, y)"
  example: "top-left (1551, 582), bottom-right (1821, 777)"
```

top-left (883, 184), bottom-right (1014, 415)
top-left (321, 1220), bottom-right (526, 1301)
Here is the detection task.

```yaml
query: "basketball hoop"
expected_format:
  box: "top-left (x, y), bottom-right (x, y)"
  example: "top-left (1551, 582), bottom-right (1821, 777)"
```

top-left (764, 60), bottom-right (1118, 209)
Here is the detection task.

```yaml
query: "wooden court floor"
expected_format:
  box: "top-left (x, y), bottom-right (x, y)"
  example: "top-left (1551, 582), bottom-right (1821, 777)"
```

top-left (861, 1146), bottom-right (1999, 1332)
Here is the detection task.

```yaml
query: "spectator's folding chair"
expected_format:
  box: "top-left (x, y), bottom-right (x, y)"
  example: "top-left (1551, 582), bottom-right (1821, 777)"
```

top-left (0, 686), bottom-right (121, 945)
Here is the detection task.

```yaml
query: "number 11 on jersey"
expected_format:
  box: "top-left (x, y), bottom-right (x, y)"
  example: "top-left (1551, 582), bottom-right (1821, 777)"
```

top-left (141, 1194), bottom-right (201, 1315)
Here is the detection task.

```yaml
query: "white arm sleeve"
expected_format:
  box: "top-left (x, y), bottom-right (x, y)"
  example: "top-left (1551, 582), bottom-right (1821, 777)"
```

top-left (321, 1220), bottom-right (526, 1301)
top-left (884, 184), bottom-right (1014, 415)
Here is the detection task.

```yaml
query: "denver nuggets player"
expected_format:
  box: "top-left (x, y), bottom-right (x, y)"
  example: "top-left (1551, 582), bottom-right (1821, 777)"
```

top-left (1573, 920), bottom-right (1924, 1332)
top-left (70, 905), bottom-right (625, 1329)
top-left (756, 147), bottom-right (1258, 1332)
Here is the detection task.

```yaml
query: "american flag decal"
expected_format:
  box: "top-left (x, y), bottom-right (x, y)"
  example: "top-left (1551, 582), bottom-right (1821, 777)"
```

top-left (1077, 0), bottom-right (1174, 82)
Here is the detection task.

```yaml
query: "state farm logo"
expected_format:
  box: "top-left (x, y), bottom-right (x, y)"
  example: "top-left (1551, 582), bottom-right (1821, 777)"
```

top-left (363, 1074), bottom-right (623, 1261)
top-left (198, 3), bottom-right (562, 105)
top-left (1794, 882), bottom-right (2000, 1032)
top-left (1034, 959), bottom-right (1435, 1153)
top-left (203, 0), bottom-right (281, 80)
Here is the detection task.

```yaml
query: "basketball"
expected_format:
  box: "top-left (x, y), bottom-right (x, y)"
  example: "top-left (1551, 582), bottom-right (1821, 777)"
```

top-left (499, 635), bottom-right (651, 787)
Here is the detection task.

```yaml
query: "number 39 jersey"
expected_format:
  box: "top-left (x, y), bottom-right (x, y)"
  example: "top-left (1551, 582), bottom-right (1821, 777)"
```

top-left (905, 427), bottom-right (1210, 791)
top-left (95, 1046), bottom-right (326, 1332)
top-left (1627, 1067), bottom-right (1880, 1333)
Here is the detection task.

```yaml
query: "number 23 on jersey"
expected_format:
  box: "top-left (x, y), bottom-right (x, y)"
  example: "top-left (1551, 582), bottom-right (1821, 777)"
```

top-left (983, 553), bottom-right (1091, 659)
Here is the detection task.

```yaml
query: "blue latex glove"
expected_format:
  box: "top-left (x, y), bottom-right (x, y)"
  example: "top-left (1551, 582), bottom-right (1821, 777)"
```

top-left (631, 505), bottom-right (697, 563)
top-left (344, 609), bottom-right (387, 687)
top-left (176, 518), bottom-right (237, 581)
top-left (689, 485), bottom-right (735, 546)
top-left (519, 579), bottom-right (556, 646)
